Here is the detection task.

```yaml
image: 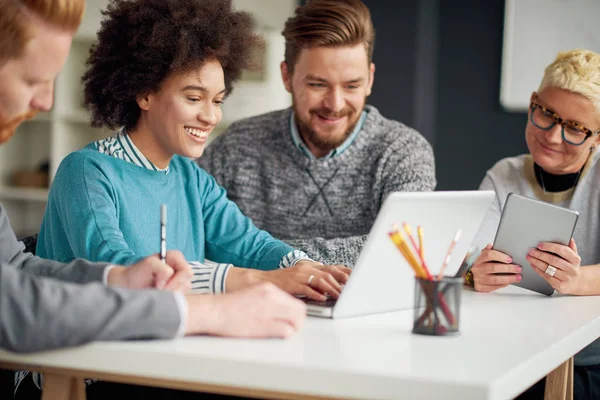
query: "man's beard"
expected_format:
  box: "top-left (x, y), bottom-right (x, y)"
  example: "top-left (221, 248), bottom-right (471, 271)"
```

top-left (293, 103), bottom-right (364, 154)
top-left (0, 110), bottom-right (38, 144)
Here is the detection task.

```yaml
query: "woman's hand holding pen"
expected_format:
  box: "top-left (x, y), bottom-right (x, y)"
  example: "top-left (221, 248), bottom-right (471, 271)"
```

top-left (470, 244), bottom-right (522, 293)
top-left (527, 239), bottom-right (583, 295)
top-left (108, 250), bottom-right (193, 293)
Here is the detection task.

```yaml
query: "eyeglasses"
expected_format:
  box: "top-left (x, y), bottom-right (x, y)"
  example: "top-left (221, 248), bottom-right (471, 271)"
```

top-left (529, 94), bottom-right (600, 146)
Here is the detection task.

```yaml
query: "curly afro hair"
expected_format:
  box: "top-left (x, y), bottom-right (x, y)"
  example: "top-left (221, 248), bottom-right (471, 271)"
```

top-left (82, 0), bottom-right (263, 130)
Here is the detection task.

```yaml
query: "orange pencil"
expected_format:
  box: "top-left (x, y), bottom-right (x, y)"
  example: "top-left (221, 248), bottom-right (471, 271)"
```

top-left (403, 223), bottom-right (432, 278)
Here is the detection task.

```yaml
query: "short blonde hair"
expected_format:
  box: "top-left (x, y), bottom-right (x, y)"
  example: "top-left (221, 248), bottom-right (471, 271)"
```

top-left (0, 0), bottom-right (85, 63)
top-left (539, 49), bottom-right (600, 114)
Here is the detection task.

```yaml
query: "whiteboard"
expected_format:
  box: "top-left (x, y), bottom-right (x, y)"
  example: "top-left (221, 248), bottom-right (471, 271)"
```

top-left (500, 0), bottom-right (600, 112)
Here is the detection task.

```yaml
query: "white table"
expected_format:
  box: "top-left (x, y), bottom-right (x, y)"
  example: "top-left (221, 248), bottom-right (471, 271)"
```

top-left (1, 286), bottom-right (599, 400)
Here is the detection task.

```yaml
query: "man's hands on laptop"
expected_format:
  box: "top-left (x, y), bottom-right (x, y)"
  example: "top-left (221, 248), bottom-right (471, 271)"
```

top-left (225, 260), bottom-right (351, 301)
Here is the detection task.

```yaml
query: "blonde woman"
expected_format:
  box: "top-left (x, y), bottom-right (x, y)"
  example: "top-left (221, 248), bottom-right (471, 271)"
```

top-left (469, 49), bottom-right (600, 399)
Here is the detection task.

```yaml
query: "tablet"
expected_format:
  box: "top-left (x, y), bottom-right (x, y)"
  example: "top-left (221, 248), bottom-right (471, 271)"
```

top-left (492, 193), bottom-right (579, 296)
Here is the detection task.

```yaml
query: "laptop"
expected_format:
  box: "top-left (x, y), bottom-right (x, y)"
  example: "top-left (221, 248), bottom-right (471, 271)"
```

top-left (305, 191), bottom-right (495, 318)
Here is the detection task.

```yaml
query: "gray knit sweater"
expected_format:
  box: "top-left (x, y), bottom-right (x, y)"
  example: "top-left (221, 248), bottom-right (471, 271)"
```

top-left (198, 105), bottom-right (436, 266)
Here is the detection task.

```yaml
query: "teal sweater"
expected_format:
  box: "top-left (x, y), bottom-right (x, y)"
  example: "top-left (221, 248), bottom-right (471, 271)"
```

top-left (37, 145), bottom-right (293, 270)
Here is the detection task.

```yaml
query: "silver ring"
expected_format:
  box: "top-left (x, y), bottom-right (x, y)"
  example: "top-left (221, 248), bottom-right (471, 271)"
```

top-left (307, 274), bottom-right (315, 286)
top-left (545, 265), bottom-right (557, 277)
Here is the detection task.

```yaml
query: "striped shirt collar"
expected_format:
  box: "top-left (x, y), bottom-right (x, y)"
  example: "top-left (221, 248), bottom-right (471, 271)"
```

top-left (289, 109), bottom-right (368, 159)
top-left (94, 128), bottom-right (170, 174)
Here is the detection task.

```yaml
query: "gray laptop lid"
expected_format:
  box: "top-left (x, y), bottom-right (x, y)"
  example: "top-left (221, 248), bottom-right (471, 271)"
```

top-left (329, 191), bottom-right (495, 319)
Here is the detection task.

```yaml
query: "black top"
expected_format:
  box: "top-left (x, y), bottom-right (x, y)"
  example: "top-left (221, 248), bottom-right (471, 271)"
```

top-left (534, 163), bottom-right (582, 192)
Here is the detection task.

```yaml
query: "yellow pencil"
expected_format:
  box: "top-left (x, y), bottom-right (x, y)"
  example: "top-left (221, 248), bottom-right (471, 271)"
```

top-left (389, 227), bottom-right (426, 278)
top-left (402, 242), bottom-right (425, 277)
top-left (417, 226), bottom-right (425, 260)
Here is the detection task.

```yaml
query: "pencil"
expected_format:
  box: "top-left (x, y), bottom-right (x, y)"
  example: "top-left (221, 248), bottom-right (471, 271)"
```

top-left (403, 223), bottom-right (432, 278)
top-left (437, 229), bottom-right (462, 280)
top-left (389, 226), bottom-right (425, 277)
top-left (160, 204), bottom-right (167, 263)
top-left (389, 226), bottom-right (456, 326)
top-left (417, 226), bottom-right (425, 260)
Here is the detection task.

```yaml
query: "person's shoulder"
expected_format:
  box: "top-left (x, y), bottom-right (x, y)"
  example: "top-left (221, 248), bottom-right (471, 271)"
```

top-left (57, 144), bottom-right (129, 181)
top-left (485, 154), bottom-right (529, 179)
top-left (364, 105), bottom-right (430, 148)
top-left (487, 154), bottom-right (528, 173)
top-left (58, 146), bottom-right (103, 172)
top-left (51, 147), bottom-right (117, 194)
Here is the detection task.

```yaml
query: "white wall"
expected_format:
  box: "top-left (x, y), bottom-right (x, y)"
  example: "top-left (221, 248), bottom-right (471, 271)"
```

top-left (233, 0), bottom-right (297, 32)
top-left (500, 0), bottom-right (600, 112)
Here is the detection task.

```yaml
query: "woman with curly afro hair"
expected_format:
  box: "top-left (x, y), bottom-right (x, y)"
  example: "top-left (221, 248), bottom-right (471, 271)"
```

top-left (36, 0), bottom-right (350, 332)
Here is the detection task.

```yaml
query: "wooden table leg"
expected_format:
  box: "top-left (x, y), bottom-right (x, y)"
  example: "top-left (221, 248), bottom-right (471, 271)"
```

top-left (70, 376), bottom-right (86, 400)
top-left (566, 357), bottom-right (574, 400)
top-left (544, 357), bottom-right (574, 400)
top-left (41, 373), bottom-right (87, 400)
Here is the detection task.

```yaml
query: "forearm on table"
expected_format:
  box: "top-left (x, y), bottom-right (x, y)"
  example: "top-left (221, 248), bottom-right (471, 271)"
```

top-left (225, 266), bottom-right (262, 292)
top-left (221, 248), bottom-right (313, 292)
top-left (0, 265), bottom-right (181, 352)
top-left (183, 294), bottom-right (226, 335)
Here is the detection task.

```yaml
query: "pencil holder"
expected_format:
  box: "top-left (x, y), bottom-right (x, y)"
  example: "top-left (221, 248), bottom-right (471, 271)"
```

top-left (412, 276), bottom-right (462, 336)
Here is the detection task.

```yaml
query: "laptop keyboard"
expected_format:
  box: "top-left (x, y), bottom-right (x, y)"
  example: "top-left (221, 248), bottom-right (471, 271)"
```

top-left (303, 297), bottom-right (338, 307)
